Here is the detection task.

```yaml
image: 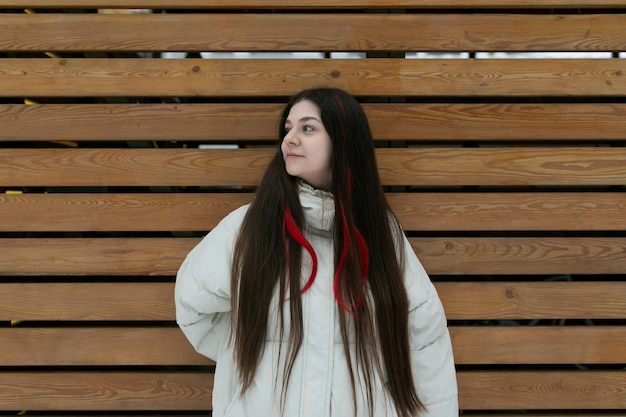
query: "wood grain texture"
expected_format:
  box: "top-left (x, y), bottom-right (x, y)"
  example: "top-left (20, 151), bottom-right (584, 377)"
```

top-left (11, 415), bottom-right (216, 417)
top-left (4, 410), bottom-right (214, 417)
top-left (1, 192), bottom-right (625, 232)
top-left (458, 370), bottom-right (626, 409)
top-left (4, 103), bottom-right (626, 142)
top-left (0, 193), bottom-right (252, 232)
top-left (450, 326), bottom-right (626, 364)
top-left (0, 413), bottom-right (613, 417)
top-left (2, 58), bottom-right (625, 97)
top-left (412, 237), bottom-right (626, 275)
top-left (1, 237), bottom-right (625, 276)
top-left (1, 148), bottom-right (274, 188)
top-left (3, 281), bottom-right (625, 321)
top-left (4, 147), bottom-right (625, 187)
top-left (465, 414), bottom-right (626, 417)
top-left (0, 103), bottom-right (283, 142)
top-left (1, 370), bottom-right (623, 411)
top-left (0, 372), bottom-right (212, 411)
top-left (379, 147), bottom-right (626, 186)
top-left (1, 4), bottom-right (624, 415)
top-left (388, 192), bottom-right (626, 231)
top-left (2, 325), bottom-right (624, 366)
top-left (437, 281), bottom-right (626, 320)
top-left (0, 238), bottom-right (197, 276)
top-left (0, 282), bottom-right (175, 321)
top-left (4, 0), bottom-right (626, 8)
top-left (0, 327), bottom-right (211, 366)
top-left (2, 13), bottom-right (625, 52)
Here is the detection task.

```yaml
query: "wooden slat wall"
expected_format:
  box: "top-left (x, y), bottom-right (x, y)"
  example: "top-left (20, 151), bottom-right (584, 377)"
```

top-left (1, 2), bottom-right (625, 415)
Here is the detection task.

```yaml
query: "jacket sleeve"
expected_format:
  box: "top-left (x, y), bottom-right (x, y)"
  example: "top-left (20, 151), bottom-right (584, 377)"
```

top-left (174, 205), bottom-right (248, 361)
top-left (402, 235), bottom-right (459, 417)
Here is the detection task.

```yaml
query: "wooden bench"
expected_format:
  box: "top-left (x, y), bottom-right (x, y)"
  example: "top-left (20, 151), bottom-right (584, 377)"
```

top-left (1, 1), bottom-right (625, 415)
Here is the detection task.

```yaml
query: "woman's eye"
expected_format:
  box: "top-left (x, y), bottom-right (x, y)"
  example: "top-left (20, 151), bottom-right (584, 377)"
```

top-left (303, 125), bottom-right (314, 132)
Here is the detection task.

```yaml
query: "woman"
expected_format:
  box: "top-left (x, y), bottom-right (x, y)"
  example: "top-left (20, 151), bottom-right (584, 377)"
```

top-left (175, 87), bottom-right (458, 417)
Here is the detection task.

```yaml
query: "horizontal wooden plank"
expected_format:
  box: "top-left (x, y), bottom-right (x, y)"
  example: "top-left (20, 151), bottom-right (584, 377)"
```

top-left (0, 103), bottom-right (283, 142)
top-left (391, 192), bottom-right (626, 232)
top-left (458, 370), bottom-right (626, 409)
top-left (2, 58), bottom-right (625, 97)
top-left (5, 0), bottom-right (626, 9)
top-left (413, 237), bottom-right (626, 275)
top-left (0, 193), bottom-right (251, 232)
top-left (0, 281), bottom-right (175, 321)
top-left (466, 415), bottom-right (626, 417)
top-left (2, 281), bottom-right (625, 322)
top-left (3, 13), bottom-right (625, 53)
top-left (2, 236), bottom-right (626, 276)
top-left (451, 326), bottom-right (626, 364)
top-left (0, 327), bottom-right (210, 366)
top-left (1, 192), bottom-right (624, 232)
top-left (4, 147), bottom-right (625, 187)
top-left (2, 325), bottom-right (624, 366)
top-left (380, 147), bottom-right (626, 186)
top-left (0, 283), bottom-right (174, 321)
top-left (1, 148), bottom-right (272, 188)
top-left (438, 281), bottom-right (626, 320)
top-left (9, 415), bottom-right (214, 417)
top-left (0, 238), bottom-right (197, 276)
top-left (0, 371), bottom-right (212, 411)
top-left (3, 103), bottom-right (626, 142)
top-left (1, 370), bottom-right (623, 411)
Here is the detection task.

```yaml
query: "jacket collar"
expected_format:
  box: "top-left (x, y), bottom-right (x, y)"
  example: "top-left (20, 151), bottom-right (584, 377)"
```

top-left (298, 181), bottom-right (335, 232)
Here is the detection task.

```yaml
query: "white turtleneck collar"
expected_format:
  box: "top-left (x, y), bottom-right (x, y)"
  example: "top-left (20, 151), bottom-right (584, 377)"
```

top-left (298, 181), bottom-right (335, 232)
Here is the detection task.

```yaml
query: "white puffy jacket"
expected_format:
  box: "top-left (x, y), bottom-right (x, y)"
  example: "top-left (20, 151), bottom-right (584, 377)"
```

top-left (175, 184), bottom-right (458, 417)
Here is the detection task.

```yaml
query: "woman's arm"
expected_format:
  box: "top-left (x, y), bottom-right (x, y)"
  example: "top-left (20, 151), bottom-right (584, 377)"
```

top-left (174, 205), bottom-right (248, 360)
top-left (403, 236), bottom-right (459, 416)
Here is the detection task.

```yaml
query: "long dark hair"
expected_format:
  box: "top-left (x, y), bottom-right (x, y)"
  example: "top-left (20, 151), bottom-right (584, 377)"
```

top-left (231, 87), bottom-right (423, 417)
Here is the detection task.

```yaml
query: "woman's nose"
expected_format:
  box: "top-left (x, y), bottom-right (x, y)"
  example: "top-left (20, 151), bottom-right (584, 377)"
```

top-left (284, 130), bottom-right (299, 145)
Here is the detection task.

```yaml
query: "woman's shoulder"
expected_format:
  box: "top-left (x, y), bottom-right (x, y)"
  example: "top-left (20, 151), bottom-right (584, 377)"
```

top-left (221, 203), bottom-right (251, 226)
top-left (195, 203), bottom-right (251, 247)
top-left (216, 202), bottom-right (251, 227)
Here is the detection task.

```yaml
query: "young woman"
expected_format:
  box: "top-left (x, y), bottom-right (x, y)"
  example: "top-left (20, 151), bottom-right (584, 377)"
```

top-left (175, 87), bottom-right (458, 417)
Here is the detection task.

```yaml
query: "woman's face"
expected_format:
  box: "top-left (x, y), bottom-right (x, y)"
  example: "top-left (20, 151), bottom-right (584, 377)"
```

top-left (281, 100), bottom-right (333, 190)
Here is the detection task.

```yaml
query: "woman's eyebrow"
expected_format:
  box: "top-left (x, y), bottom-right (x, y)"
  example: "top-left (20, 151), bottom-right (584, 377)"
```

top-left (298, 116), bottom-right (321, 123)
top-left (285, 116), bottom-right (321, 125)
